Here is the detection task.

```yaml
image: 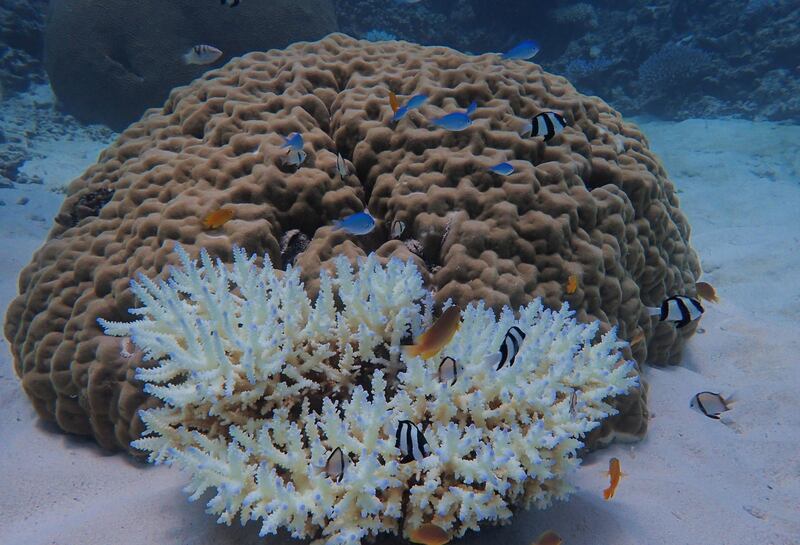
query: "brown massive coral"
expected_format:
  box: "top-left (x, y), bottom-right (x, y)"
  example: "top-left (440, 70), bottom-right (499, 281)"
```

top-left (5, 34), bottom-right (701, 454)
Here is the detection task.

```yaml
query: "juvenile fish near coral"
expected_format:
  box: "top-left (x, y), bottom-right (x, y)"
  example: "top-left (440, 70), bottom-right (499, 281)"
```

top-left (430, 101), bottom-right (477, 131)
top-left (566, 274), bottom-right (579, 294)
top-left (569, 390), bottom-right (578, 417)
top-left (183, 44), bottom-right (223, 65)
top-left (646, 295), bottom-right (704, 328)
top-left (534, 530), bottom-right (563, 545)
top-left (333, 211), bottom-right (376, 235)
top-left (530, 111), bottom-right (567, 142)
top-left (603, 457), bottom-right (624, 500)
top-left (496, 325), bottom-right (526, 370)
top-left (405, 94), bottom-right (428, 109)
top-left (282, 132), bottom-right (304, 151)
top-left (336, 153), bottom-right (348, 178)
top-left (406, 305), bottom-right (461, 359)
top-left (325, 447), bottom-right (346, 482)
top-left (691, 391), bottom-right (732, 419)
top-left (202, 207), bottom-right (234, 229)
top-left (501, 39), bottom-right (541, 60)
top-left (389, 91), bottom-right (400, 113)
top-left (395, 420), bottom-right (429, 462)
top-left (285, 148), bottom-right (307, 167)
top-left (391, 219), bottom-right (406, 239)
top-left (695, 281), bottom-right (719, 303)
top-left (488, 162), bottom-right (514, 175)
top-left (393, 94), bottom-right (429, 122)
top-left (410, 523), bottom-right (451, 545)
top-left (438, 356), bottom-right (458, 386)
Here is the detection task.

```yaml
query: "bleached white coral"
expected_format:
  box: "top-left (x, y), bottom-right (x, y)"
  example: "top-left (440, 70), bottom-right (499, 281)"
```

top-left (98, 245), bottom-right (639, 544)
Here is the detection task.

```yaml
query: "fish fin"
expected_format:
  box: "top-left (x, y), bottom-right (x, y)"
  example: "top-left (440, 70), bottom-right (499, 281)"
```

top-left (645, 306), bottom-right (661, 316)
top-left (389, 91), bottom-right (399, 113)
top-left (603, 487), bottom-right (615, 500)
top-left (466, 101), bottom-right (477, 116)
top-left (719, 389), bottom-right (737, 406)
top-left (484, 352), bottom-right (502, 368)
top-left (182, 52), bottom-right (194, 64)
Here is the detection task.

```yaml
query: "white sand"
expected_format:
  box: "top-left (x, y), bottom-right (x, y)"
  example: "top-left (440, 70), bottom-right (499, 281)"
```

top-left (1, 118), bottom-right (799, 545)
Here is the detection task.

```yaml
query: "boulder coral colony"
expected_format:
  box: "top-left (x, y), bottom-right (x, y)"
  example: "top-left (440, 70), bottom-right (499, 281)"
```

top-left (4, 35), bottom-right (703, 541)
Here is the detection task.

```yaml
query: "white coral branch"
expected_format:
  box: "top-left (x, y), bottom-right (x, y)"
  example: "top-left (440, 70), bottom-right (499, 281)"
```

top-left (99, 245), bottom-right (639, 545)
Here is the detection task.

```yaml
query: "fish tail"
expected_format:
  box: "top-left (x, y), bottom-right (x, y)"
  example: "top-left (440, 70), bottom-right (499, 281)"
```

top-left (182, 52), bottom-right (194, 64)
top-left (645, 306), bottom-right (661, 316)
top-left (603, 486), bottom-right (615, 500)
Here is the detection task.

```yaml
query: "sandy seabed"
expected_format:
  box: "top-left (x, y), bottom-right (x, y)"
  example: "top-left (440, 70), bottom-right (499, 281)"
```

top-left (1, 115), bottom-right (798, 545)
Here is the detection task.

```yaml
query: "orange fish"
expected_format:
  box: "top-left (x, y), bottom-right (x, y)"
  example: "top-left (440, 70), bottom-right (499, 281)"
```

top-left (406, 306), bottom-right (461, 359)
top-left (695, 281), bottom-right (719, 303)
top-left (410, 523), bottom-right (450, 545)
top-left (603, 457), bottom-right (625, 500)
top-left (202, 207), bottom-right (234, 229)
top-left (389, 90), bottom-right (400, 113)
top-left (565, 274), bottom-right (579, 295)
top-left (630, 330), bottom-right (645, 347)
top-left (534, 530), bottom-right (563, 545)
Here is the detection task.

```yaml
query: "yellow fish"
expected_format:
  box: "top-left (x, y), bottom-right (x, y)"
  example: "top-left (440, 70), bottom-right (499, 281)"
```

top-left (389, 90), bottom-right (400, 113)
top-left (534, 530), bottom-right (563, 545)
top-left (603, 457), bottom-right (625, 500)
top-left (202, 207), bottom-right (234, 229)
top-left (410, 523), bottom-right (450, 545)
top-left (406, 306), bottom-right (461, 359)
top-left (695, 281), bottom-right (719, 303)
top-left (565, 274), bottom-right (579, 295)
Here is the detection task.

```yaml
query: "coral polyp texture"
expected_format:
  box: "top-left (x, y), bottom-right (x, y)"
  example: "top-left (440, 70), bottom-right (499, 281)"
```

top-left (4, 33), bottom-right (701, 454)
top-left (98, 246), bottom-right (639, 544)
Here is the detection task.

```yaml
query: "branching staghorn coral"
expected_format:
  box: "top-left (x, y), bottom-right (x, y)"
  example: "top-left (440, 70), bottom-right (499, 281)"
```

top-left (98, 246), bottom-right (639, 544)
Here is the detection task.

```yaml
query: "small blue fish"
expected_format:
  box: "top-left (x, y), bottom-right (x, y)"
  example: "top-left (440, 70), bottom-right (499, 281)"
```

top-left (430, 102), bottom-right (476, 131)
top-left (282, 132), bottom-right (304, 151)
top-left (405, 94), bottom-right (428, 109)
top-left (431, 112), bottom-right (472, 131)
top-left (393, 105), bottom-right (410, 122)
top-left (489, 162), bottom-right (514, 175)
top-left (501, 39), bottom-right (540, 60)
top-left (333, 211), bottom-right (376, 235)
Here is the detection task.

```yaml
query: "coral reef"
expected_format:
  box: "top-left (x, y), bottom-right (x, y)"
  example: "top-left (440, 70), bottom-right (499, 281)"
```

top-left (0, 0), bottom-right (47, 95)
top-left (5, 34), bottom-right (700, 455)
top-left (98, 246), bottom-right (639, 544)
top-left (44, 0), bottom-right (338, 130)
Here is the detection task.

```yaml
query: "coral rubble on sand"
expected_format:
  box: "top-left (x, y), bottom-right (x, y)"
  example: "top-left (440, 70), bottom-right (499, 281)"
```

top-left (99, 246), bottom-right (639, 544)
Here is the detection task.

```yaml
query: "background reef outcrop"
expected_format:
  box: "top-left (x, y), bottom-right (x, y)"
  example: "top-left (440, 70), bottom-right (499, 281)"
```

top-left (5, 34), bottom-right (700, 455)
top-left (43, 0), bottom-right (338, 130)
top-left (336, 0), bottom-right (800, 121)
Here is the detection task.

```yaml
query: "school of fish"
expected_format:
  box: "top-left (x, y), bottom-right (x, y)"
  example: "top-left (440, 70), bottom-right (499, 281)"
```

top-left (182, 29), bottom-right (722, 544)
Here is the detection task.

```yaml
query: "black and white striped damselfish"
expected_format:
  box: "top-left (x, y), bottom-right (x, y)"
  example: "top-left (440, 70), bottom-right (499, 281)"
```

top-left (395, 420), bottom-right (429, 463)
top-left (325, 447), bottom-right (346, 482)
top-left (496, 325), bottom-right (526, 370)
top-left (647, 295), bottom-right (704, 328)
top-left (529, 111), bottom-right (567, 142)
